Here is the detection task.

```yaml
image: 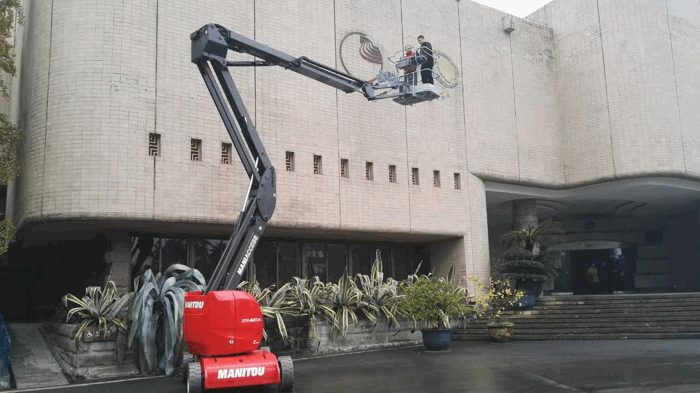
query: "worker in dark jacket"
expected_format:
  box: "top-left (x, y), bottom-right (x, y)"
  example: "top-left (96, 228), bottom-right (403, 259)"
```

top-left (417, 35), bottom-right (434, 84)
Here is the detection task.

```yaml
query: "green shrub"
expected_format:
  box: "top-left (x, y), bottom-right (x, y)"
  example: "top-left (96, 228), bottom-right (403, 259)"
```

top-left (398, 277), bottom-right (473, 331)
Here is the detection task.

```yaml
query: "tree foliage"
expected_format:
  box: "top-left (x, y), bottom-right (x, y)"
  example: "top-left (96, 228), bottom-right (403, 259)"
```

top-left (0, 0), bottom-right (24, 252)
top-left (499, 219), bottom-right (565, 255)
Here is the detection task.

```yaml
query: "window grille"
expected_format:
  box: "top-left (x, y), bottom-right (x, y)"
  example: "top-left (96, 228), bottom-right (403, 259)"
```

top-left (148, 133), bottom-right (160, 156)
top-left (191, 139), bottom-right (202, 161)
top-left (412, 168), bottom-right (419, 185)
top-left (433, 170), bottom-right (441, 188)
top-left (221, 143), bottom-right (232, 164)
top-left (314, 155), bottom-right (322, 175)
top-left (454, 173), bottom-right (461, 190)
top-left (285, 151), bottom-right (295, 172)
top-left (341, 159), bottom-right (349, 178)
top-left (365, 162), bottom-right (373, 181)
top-left (389, 165), bottom-right (397, 183)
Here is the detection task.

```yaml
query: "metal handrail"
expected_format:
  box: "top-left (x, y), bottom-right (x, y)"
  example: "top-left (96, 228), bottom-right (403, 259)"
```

top-left (0, 313), bottom-right (10, 377)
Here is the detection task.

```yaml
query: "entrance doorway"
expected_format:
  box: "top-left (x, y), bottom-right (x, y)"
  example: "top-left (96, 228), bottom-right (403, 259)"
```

top-left (571, 249), bottom-right (611, 295)
top-left (569, 247), bottom-right (637, 295)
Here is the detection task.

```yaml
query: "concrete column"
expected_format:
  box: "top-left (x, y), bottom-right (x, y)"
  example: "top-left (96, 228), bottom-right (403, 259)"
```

top-left (429, 174), bottom-right (491, 296)
top-left (512, 199), bottom-right (538, 230)
top-left (104, 231), bottom-right (132, 294)
top-left (467, 174), bottom-right (491, 293)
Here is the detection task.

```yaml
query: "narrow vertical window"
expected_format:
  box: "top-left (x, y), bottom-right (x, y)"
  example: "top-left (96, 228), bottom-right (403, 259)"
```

top-left (221, 143), bottom-right (232, 164)
top-left (433, 170), bottom-right (441, 188)
top-left (389, 165), bottom-right (397, 183)
top-left (148, 133), bottom-right (160, 156)
top-left (314, 155), bottom-right (322, 175)
top-left (454, 173), bottom-right (461, 190)
top-left (412, 168), bottom-right (419, 185)
top-left (285, 151), bottom-right (295, 172)
top-left (341, 159), bottom-right (349, 178)
top-left (191, 139), bottom-right (202, 161)
top-left (365, 162), bottom-right (374, 181)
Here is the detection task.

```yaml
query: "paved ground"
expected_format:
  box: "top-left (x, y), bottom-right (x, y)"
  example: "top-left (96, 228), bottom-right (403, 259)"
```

top-left (6, 324), bottom-right (68, 390)
top-left (6, 339), bottom-right (700, 392)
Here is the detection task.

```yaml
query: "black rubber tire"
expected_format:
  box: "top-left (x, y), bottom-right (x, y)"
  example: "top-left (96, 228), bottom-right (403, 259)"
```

top-left (278, 356), bottom-right (294, 392)
top-left (187, 361), bottom-right (203, 393)
top-left (260, 346), bottom-right (271, 352)
top-left (181, 353), bottom-right (194, 384)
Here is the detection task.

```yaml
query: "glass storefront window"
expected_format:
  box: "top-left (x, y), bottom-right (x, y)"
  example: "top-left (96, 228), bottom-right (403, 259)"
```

top-left (161, 238), bottom-right (187, 273)
top-left (254, 239), bottom-right (277, 289)
top-left (350, 245), bottom-right (371, 276)
top-left (130, 236), bottom-right (161, 285)
top-left (277, 242), bottom-right (299, 288)
top-left (327, 244), bottom-right (348, 283)
top-left (193, 239), bottom-right (222, 287)
top-left (303, 243), bottom-right (327, 282)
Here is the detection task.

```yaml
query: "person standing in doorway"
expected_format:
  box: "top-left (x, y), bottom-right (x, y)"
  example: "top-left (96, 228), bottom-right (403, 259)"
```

top-left (417, 35), bottom-right (434, 84)
top-left (586, 263), bottom-right (600, 294)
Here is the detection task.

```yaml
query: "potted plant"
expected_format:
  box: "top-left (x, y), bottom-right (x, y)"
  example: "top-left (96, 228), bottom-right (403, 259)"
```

top-left (61, 280), bottom-right (127, 342)
top-left (499, 219), bottom-right (564, 308)
top-left (398, 276), bottom-right (472, 351)
top-left (469, 277), bottom-right (525, 343)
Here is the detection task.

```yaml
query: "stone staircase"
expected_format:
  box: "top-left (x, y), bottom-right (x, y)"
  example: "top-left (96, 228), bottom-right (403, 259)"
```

top-left (454, 292), bottom-right (700, 341)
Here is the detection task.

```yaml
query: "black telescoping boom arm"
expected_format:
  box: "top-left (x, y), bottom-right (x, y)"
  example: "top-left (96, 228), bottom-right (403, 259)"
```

top-left (192, 24), bottom-right (390, 294)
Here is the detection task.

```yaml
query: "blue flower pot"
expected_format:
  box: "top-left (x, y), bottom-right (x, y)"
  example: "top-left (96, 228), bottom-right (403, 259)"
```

top-left (518, 294), bottom-right (536, 310)
top-left (421, 329), bottom-right (452, 351)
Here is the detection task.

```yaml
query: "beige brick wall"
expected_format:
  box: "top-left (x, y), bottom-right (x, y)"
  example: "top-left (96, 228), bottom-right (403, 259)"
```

top-left (9, 0), bottom-right (700, 288)
top-left (403, 0), bottom-right (469, 235)
top-left (460, 1), bottom-right (519, 182)
top-left (547, 0), bottom-right (617, 185)
top-left (667, 0), bottom-right (700, 177)
top-left (334, 0), bottom-right (410, 234)
top-left (599, 0), bottom-right (685, 177)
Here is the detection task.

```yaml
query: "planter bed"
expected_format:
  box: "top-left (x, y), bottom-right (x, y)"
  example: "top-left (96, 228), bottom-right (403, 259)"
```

top-left (42, 323), bottom-right (139, 381)
top-left (264, 316), bottom-right (423, 357)
top-left (265, 316), bottom-right (465, 357)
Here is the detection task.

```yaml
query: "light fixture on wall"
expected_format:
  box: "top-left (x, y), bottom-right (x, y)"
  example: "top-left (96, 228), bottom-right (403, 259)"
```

top-left (503, 15), bottom-right (515, 34)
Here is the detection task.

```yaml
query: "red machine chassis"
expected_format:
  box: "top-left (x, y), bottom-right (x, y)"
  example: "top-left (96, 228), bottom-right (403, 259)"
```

top-left (199, 349), bottom-right (281, 390)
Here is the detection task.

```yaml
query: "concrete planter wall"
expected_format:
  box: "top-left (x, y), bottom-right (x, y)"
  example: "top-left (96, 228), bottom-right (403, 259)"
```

top-left (266, 315), bottom-right (465, 357)
top-left (42, 323), bottom-right (139, 381)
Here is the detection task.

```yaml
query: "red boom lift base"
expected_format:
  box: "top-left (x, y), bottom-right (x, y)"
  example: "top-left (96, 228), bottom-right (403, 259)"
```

top-left (182, 291), bottom-right (293, 392)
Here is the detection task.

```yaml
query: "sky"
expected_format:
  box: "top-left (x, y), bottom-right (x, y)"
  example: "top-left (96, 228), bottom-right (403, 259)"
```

top-left (470, 0), bottom-right (554, 18)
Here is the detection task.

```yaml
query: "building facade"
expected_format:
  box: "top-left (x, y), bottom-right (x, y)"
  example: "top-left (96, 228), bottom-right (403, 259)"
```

top-left (0, 0), bottom-right (699, 321)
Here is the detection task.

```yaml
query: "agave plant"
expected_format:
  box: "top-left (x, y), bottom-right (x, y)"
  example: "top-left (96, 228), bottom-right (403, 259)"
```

top-left (62, 280), bottom-right (126, 341)
top-left (356, 251), bottom-right (404, 334)
top-left (285, 276), bottom-right (336, 345)
top-left (327, 274), bottom-right (376, 339)
top-left (237, 279), bottom-right (301, 344)
top-left (111, 264), bottom-right (206, 376)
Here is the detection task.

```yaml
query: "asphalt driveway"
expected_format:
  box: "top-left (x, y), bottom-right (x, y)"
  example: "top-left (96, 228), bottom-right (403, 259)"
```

top-left (11, 339), bottom-right (700, 393)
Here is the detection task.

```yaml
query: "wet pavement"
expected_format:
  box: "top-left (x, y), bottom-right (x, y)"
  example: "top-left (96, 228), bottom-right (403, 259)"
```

top-left (11, 339), bottom-right (700, 392)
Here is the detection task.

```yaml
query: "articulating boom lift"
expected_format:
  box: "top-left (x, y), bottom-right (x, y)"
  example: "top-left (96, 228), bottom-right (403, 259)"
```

top-left (182, 24), bottom-right (437, 393)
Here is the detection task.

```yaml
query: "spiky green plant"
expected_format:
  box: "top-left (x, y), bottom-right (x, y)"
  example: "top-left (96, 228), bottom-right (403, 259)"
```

top-left (113, 264), bottom-right (206, 376)
top-left (62, 280), bottom-right (126, 341)
top-left (327, 274), bottom-right (375, 339)
top-left (285, 277), bottom-right (336, 344)
top-left (237, 279), bottom-right (302, 344)
top-left (356, 251), bottom-right (404, 334)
